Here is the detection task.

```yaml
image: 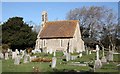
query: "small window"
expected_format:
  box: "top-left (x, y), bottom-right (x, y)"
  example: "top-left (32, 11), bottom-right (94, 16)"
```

top-left (43, 40), bottom-right (46, 46)
top-left (37, 41), bottom-right (38, 45)
top-left (60, 39), bottom-right (63, 47)
top-left (42, 15), bottom-right (44, 21)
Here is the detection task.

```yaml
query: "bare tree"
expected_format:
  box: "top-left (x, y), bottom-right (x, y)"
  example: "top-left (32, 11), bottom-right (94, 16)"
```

top-left (66, 6), bottom-right (118, 51)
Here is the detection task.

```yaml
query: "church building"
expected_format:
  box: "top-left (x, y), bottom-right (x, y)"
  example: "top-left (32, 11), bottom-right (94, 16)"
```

top-left (35, 11), bottom-right (85, 53)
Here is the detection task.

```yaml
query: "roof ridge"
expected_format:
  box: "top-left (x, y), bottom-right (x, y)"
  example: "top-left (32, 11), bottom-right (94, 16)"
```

top-left (46, 20), bottom-right (79, 23)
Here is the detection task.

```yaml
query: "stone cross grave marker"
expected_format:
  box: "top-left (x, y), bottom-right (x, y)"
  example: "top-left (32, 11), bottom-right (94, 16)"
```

top-left (96, 45), bottom-right (99, 60)
top-left (94, 45), bottom-right (102, 71)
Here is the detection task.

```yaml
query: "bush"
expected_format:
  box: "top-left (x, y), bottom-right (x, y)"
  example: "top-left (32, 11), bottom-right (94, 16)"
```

top-left (2, 44), bottom-right (9, 53)
top-left (26, 47), bottom-right (33, 53)
top-left (32, 57), bottom-right (52, 62)
top-left (2, 44), bottom-right (9, 50)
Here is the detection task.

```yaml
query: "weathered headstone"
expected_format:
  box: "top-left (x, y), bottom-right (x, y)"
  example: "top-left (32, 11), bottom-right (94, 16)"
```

top-left (51, 57), bottom-right (57, 68)
top-left (66, 53), bottom-right (70, 61)
top-left (20, 50), bottom-right (23, 53)
top-left (15, 49), bottom-right (19, 55)
top-left (70, 55), bottom-right (77, 60)
top-left (23, 54), bottom-right (30, 63)
top-left (21, 50), bottom-right (25, 58)
top-left (0, 53), bottom-right (4, 59)
top-left (5, 53), bottom-right (9, 60)
top-left (12, 52), bottom-right (17, 59)
top-left (31, 50), bottom-right (35, 54)
top-left (7, 48), bottom-right (11, 52)
top-left (14, 55), bottom-right (21, 65)
top-left (53, 50), bottom-right (56, 57)
top-left (89, 50), bottom-right (91, 54)
top-left (101, 47), bottom-right (107, 64)
top-left (108, 51), bottom-right (113, 61)
top-left (79, 52), bottom-right (82, 58)
top-left (101, 56), bottom-right (107, 64)
top-left (94, 45), bottom-right (102, 70)
top-left (49, 49), bottom-right (53, 54)
top-left (70, 49), bottom-right (73, 54)
top-left (46, 49), bottom-right (49, 54)
top-left (86, 49), bottom-right (88, 55)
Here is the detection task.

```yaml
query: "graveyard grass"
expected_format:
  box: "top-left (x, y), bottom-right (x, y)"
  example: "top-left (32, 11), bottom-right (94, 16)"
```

top-left (2, 50), bottom-right (120, 72)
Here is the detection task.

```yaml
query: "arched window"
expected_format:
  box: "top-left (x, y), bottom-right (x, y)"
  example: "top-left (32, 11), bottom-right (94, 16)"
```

top-left (60, 39), bottom-right (63, 47)
top-left (43, 40), bottom-right (46, 46)
top-left (42, 15), bottom-right (44, 21)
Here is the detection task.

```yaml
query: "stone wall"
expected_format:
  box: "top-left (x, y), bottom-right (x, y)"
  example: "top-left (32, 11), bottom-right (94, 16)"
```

top-left (35, 22), bottom-right (85, 53)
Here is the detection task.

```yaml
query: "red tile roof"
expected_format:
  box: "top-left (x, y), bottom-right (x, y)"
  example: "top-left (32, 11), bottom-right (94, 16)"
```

top-left (40, 20), bottom-right (79, 39)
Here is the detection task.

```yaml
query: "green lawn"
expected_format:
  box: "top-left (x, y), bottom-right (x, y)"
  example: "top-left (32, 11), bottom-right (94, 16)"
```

top-left (0, 60), bottom-right (2, 74)
top-left (2, 50), bottom-right (120, 72)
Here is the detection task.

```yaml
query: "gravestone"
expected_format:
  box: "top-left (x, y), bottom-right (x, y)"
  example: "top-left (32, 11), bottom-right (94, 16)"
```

top-left (89, 50), bottom-right (91, 54)
top-left (66, 53), bottom-right (70, 61)
top-left (101, 56), bottom-right (107, 64)
top-left (70, 55), bottom-right (77, 60)
top-left (7, 48), bottom-right (12, 52)
top-left (49, 49), bottom-right (53, 54)
top-left (79, 52), bottom-right (82, 58)
top-left (21, 50), bottom-right (25, 58)
top-left (70, 49), bottom-right (73, 54)
top-left (53, 50), bottom-right (56, 57)
top-left (108, 51), bottom-right (113, 61)
top-left (23, 54), bottom-right (30, 63)
top-left (0, 53), bottom-right (4, 59)
top-left (86, 49), bottom-right (88, 55)
top-left (5, 53), bottom-right (9, 60)
top-left (20, 50), bottom-right (22, 53)
top-left (12, 52), bottom-right (17, 59)
top-left (46, 49), bottom-right (49, 54)
top-left (15, 49), bottom-right (19, 55)
top-left (94, 45), bottom-right (102, 70)
top-left (31, 50), bottom-right (35, 54)
top-left (51, 57), bottom-right (57, 68)
top-left (14, 55), bottom-right (21, 65)
top-left (101, 47), bottom-right (107, 64)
